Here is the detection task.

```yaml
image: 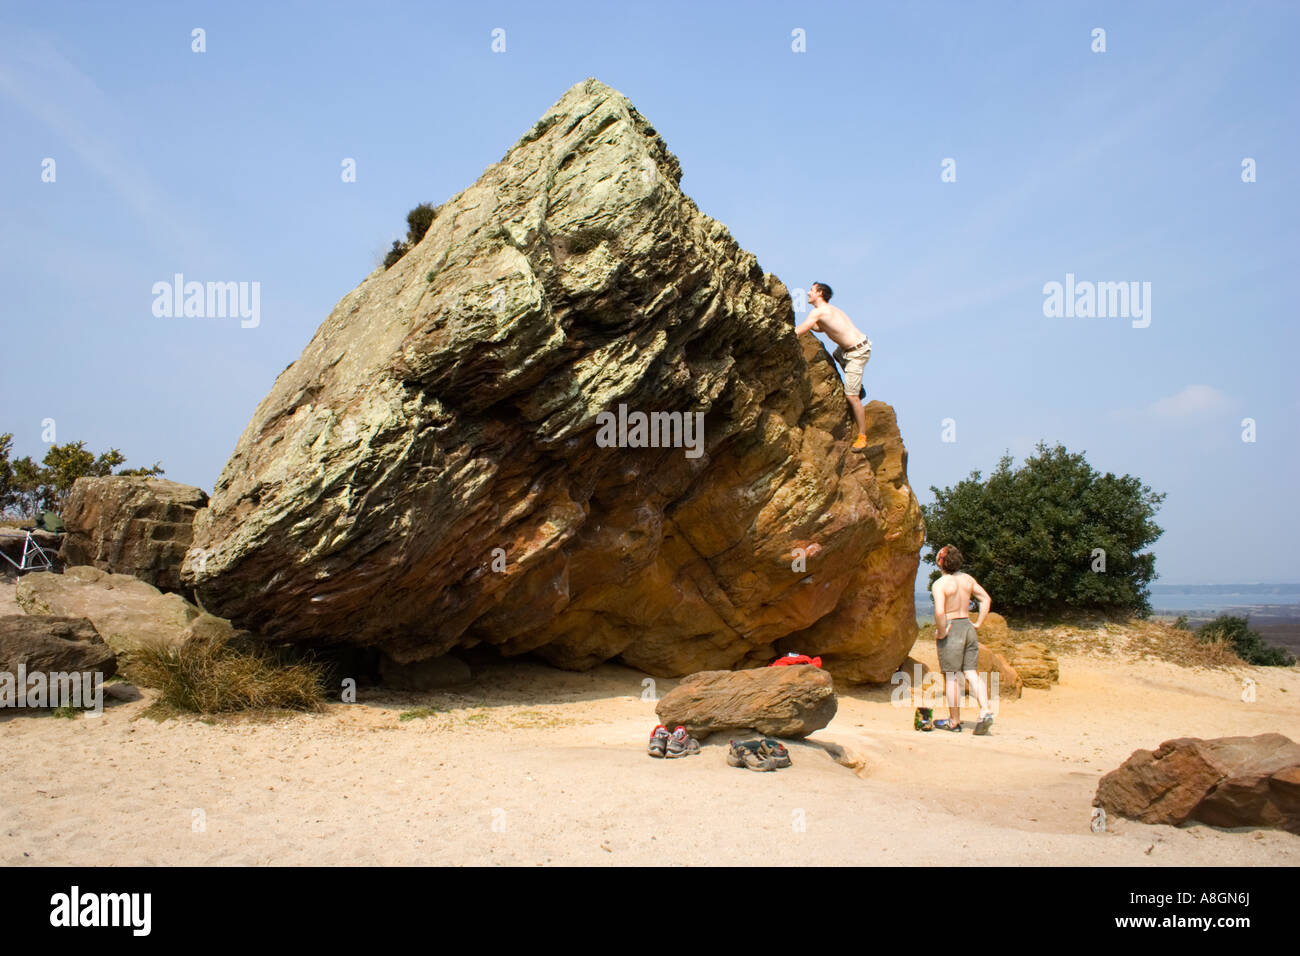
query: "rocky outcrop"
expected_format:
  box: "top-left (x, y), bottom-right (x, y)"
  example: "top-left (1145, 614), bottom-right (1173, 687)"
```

top-left (181, 78), bottom-right (923, 682)
top-left (60, 476), bottom-right (208, 591)
top-left (1005, 642), bottom-right (1058, 689)
top-left (0, 615), bottom-right (117, 678)
top-left (16, 567), bottom-right (200, 655)
top-left (655, 665), bottom-right (837, 738)
top-left (976, 614), bottom-right (1058, 690)
top-left (976, 645), bottom-right (1022, 700)
top-left (1095, 734), bottom-right (1300, 833)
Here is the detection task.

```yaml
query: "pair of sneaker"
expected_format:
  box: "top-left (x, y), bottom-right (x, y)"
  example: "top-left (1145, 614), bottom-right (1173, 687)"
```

top-left (726, 738), bottom-right (791, 772)
top-left (648, 725), bottom-right (700, 758)
top-left (931, 714), bottom-right (994, 735)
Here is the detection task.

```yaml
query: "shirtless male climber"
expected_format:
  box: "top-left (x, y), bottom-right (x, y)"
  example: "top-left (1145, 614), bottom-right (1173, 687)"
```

top-left (930, 545), bottom-right (995, 735)
top-left (794, 282), bottom-right (872, 450)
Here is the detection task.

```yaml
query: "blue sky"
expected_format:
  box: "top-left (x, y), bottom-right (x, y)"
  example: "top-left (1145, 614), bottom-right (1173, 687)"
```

top-left (2, 1), bottom-right (1296, 584)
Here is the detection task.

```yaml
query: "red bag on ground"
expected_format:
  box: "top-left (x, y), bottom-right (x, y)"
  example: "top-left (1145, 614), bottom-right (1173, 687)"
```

top-left (770, 654), bottom-right (822, 668)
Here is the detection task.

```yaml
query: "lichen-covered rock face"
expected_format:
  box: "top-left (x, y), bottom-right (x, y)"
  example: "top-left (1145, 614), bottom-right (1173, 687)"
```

top-left (183, 77), bottom-right (923, 681)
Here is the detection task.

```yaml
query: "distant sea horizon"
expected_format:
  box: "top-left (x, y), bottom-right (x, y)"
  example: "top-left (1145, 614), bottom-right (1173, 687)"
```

top-left (913, 581), bottom-right (1300, 611)
top-left (911, 582), bottom-right (1300, 656)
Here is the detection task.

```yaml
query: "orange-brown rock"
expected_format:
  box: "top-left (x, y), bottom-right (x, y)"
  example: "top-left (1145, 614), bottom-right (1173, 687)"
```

top-left (976, 644), bottom-right (1023, 700)
top-left (1095, 733), bottom-right (1300, 833)
top-left (1007, 642), bottom-right (1058, 689)
top-left (181, 79), bottom-right (923, 681)
top-left (656, 664), bottom-right (837, 738)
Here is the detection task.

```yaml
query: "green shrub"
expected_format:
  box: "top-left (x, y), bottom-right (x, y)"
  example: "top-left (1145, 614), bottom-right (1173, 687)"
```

top-left (406, 202), bottom-right (435, 245)
top-left (1195, 615), bottom-right (1296, 666)
top-left (380, 202), bottom-right (437, 270)
top-left (921, 442), bottom-right (1164, 615)
top-left (382, 240), bottom-right (409, 269)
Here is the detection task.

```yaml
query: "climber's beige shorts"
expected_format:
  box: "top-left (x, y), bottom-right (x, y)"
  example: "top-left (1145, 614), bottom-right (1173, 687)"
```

top-left (833, 338), bottom-right (872, 397)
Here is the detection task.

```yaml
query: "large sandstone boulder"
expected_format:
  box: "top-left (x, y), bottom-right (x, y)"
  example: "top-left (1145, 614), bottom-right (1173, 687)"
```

top-left (60, 476), bottom-right (208, 591)
top-left (0, 615), bottom-right (117, 678)
top-left (655, 665), bottom-right (837, 738)
top-left (1095, 733), bottom-right (1300, 833)
top-left (181, 78), bottom-right (923, 682)
top-left (16, 566), bottom-right (200, 655)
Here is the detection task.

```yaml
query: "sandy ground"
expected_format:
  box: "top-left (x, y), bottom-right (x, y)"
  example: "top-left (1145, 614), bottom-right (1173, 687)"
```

top-left (3, 577), bottom-right (1299, 866)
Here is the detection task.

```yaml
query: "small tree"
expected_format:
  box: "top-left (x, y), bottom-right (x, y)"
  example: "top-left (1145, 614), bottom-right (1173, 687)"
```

top-left (11, 456), bottom-right (48, 515)
top-left (921, 442), bottom-right (1165, 615)
top-left (0, 436), bottom-right (165, 518)
top-left (0, 433), bottom-right (13, 512)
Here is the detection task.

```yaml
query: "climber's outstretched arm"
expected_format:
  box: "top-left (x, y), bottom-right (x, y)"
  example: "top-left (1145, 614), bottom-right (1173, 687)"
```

top-left (794, 308), bottom-right (824, 336)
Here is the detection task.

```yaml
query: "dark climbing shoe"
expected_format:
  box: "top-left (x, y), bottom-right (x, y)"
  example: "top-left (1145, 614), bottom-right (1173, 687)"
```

top-left (727, 739), bottom-right (776, 771)
top-left (760, 738), bottom-right (792, 768)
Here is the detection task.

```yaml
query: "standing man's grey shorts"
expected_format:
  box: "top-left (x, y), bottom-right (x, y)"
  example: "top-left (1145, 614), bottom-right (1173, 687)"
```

top-left (937, 619), bottom-right (979, 672)
top-left (832, 337), bottom-right (872, 397)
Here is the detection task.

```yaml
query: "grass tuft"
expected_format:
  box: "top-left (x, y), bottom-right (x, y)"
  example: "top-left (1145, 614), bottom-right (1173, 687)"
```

top-left (128, 633), bottom-right (326, 714)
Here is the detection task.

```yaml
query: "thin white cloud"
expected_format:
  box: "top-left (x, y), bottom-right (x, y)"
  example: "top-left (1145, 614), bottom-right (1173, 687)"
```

top-left (0, 29), bottom-right (201, 258)
top-left (1148, 384), bottom-right (1232, 418)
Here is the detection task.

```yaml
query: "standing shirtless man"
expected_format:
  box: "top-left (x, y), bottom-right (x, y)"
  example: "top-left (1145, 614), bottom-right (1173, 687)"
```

top-left (794, 282), bottom-right (872, 450)
top-left (930, 545), bottom-right (996, 735)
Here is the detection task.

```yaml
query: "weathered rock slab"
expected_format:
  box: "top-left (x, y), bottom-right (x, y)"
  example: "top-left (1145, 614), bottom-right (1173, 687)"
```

top-left (1095, 733), bottom-right (1300, 833)
top-left (60, 476), bottom-right (207, 591)
top-left (655, 664), bottom-right (837, 738)
top-left (16, 566), bottom-right (200, 655)
top-left (0, 615), bottom-right (118, 679)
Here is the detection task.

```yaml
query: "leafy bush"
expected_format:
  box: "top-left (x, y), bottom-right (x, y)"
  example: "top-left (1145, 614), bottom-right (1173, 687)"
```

top-left (406, 202), bottom-right (435, 245)
top-left (129, 633), bottom-right (327, 713)
top-left (380, 202), bottom-right (438, 269)
top-left (921, 442), bottom-right (1164, 615)
top-left (1195, 615), bottom-right (1296, 666)
top-left (382, 240), bottom-right (408, 269)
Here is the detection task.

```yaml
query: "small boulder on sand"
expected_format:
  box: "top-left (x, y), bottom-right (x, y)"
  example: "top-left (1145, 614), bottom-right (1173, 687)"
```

top-left (0, 615), bottom-right (117, 679)
top-left (1006, 642), bottom-right (1058, 689)
top-left (974, 614), bottom-right (1059, 689)
top-left (16, 566), bottom-right (200, 655)
top-left (656, 665), bottom-right (837, 739)
top-left (1095, 733), bottom-right (1300, 833)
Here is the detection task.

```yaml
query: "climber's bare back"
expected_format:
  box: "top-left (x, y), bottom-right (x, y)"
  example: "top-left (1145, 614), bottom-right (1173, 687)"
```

top-left (805, 304), bottom-right (867, 349)
top-left (932, 571), bottom-right (989, 620)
